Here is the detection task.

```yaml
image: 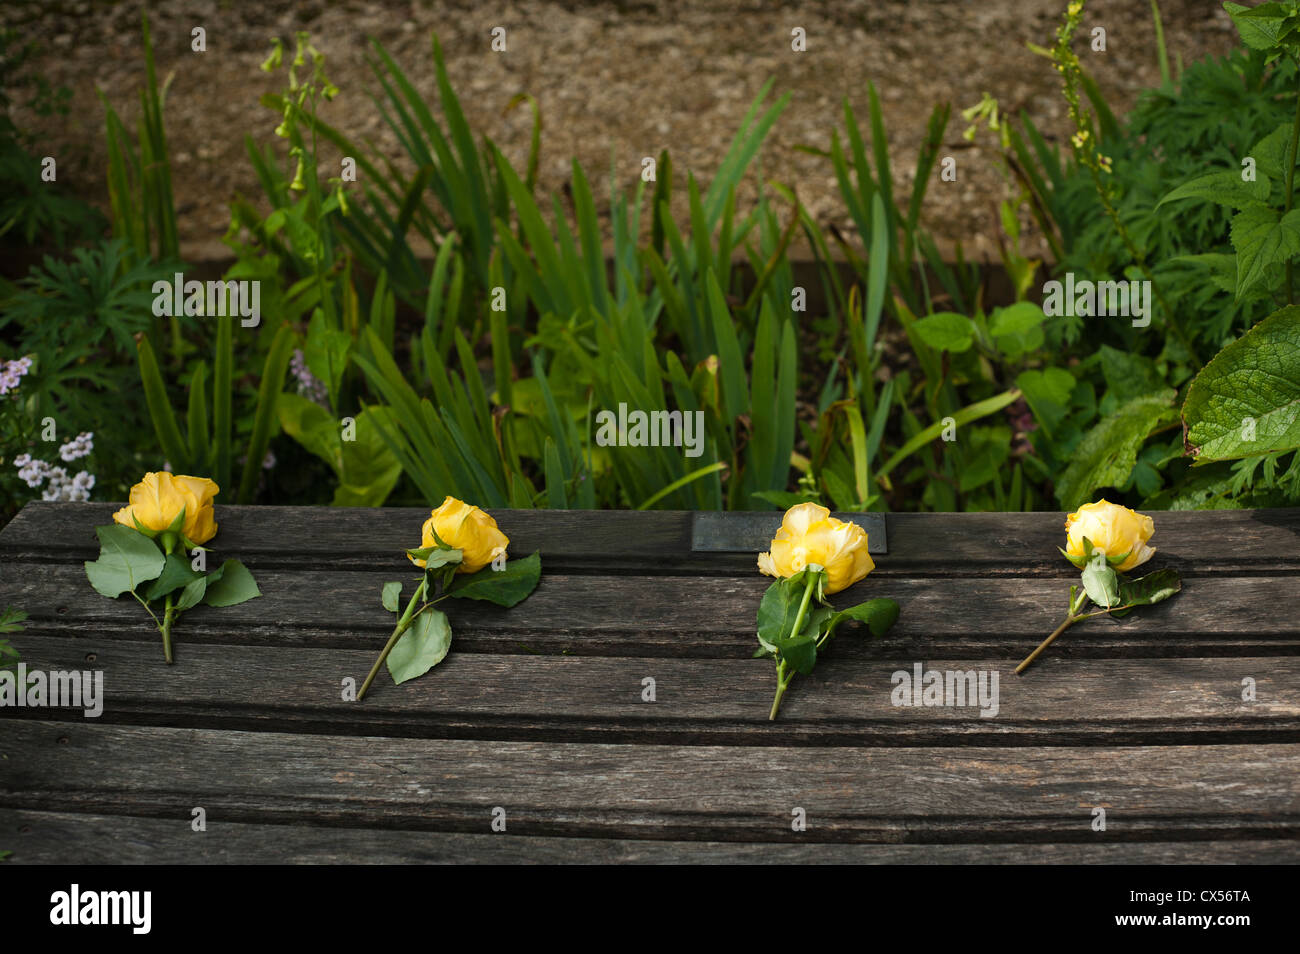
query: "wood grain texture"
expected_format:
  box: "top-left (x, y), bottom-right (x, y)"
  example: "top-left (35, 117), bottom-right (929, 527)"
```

top-left (3, 564), bottom-right (1297, 660)
top-left (4, 503), bottom-right (1300, 574)
top-left (3, 810), bottom-right (1294, 864)
top-left (3, 723), bottom-right (1298, 843)
top-left (6, 636), bottom-right (1298, 746)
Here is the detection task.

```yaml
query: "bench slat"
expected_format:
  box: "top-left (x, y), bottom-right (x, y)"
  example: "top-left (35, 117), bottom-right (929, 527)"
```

top-left (4, 503), bottom-right (1299, 574)
top-left (7, 636), bottom-right (1298, 745)
top-left (3, 809), bottom-right (1293, 864)
top-left (3, 723), bottom-right (1298, 842)
top-left (3, 565), bottom-right (1297, 661)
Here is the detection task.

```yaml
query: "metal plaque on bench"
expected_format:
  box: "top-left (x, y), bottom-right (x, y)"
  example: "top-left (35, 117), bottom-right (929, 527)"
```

top-left (691, 511), bottom-right (887, 554)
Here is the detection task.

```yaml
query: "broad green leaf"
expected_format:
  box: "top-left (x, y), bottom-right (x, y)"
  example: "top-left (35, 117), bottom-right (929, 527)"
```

top-left (387, 608), bottom-right (453, 684)
top-left (333, 407), bottom-right (404, 507)
top-left (1081, 557), bottom-right (1120, 609)
top-left (278, 396), bottom-right (402, 508)
top-left (381, 581), bottom-right (402, 613)
top-left (304, 309), bottom-right (352, 407)
top-left (989, 301), bottom-right (1047, 338)
top-left (1250, 121), bottom-right (1300, 180)
top-left (144, 553), bottom-right (204, 602)
top-left (1156, 169), bottom-right (1271, 211)
top-left (825, 598), bottom-right (900, 640)
top-left (756, 569), bottom-right (817, 651)
top-left (1231, 205), bottom-right (1300, 299)
top-left (775, 632), bottom-right (817, 675)
top-left (84, 525), bottom-right (165, 598)
top-left (445, 551), bottom-right (541, 607)
top-left (1183, 305), bottom-right (1300, 461)
top-left (1098, 345), bottom-right (1164, 403)
top-left (913, 311), bottom-right (976, 353)
top-left (1110, 568), bottom-right (1182, 619)
top-left (175, 574), bottom-right (209, 611)
top-left (202, 559), bottom-right (261, 607)
top-left (424, 548), bottom-right (464, 570)
top-left (1055, 392), bottom-right (1178, 509)
top-left (1016, 367), bottom-right (1076, 435)
top-left (1224, 1), bottom-right (1298, 51)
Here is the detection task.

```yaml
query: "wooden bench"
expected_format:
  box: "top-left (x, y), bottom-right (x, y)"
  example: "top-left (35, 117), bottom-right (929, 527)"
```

top-left (1, 502), bottom-right (1298, 863)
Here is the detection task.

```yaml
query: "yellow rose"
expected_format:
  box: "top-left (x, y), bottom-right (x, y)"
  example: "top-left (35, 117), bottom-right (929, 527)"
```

top-left (757, 502), bottom-right (875, 595)
top-left (411, 496), bottom-right (509, 574)
top-left (113, 472), bottom-right (219, 545)
top-left (1064, 500), bottom-right (1155, 572)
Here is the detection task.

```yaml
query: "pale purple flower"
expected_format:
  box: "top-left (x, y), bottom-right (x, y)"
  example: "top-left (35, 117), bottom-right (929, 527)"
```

top-left (58, 431), bottom-right (94, 462)
top-left (290, 349), bottom-right (329, 407)
top-left (0, 356), bottom-right (33, 396)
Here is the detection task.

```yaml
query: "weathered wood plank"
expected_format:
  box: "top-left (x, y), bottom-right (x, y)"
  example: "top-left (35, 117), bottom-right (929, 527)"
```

top-left (3, 724), bottom-right (1297, 841)
top-left (2, 564), bottom-right (1296, 658)
top-left (691, 510), bottom-right (887, 553)
top-left (2, 809), bottom-right (1293, 864)
top-left (4, 503), bottom-right (1299, 575)
top-left (5, 637), bottom-right (1297, 745)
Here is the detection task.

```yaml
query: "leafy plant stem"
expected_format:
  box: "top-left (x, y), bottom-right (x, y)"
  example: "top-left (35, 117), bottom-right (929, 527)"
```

top-left (1016, 589), bottom-right (1152, 674)
top-left (769, 659), bottom-right (795, 721)
top-left (769, 572), bottom-right (818, 720)
top-left (358, 580), bottom-right (454, 701)
top-left (1015, 586), bottom-right (1088, 675)
top-left (160, 592), bottom-right (176, 664)
top-left (357, 578), bottom-right (427, 701)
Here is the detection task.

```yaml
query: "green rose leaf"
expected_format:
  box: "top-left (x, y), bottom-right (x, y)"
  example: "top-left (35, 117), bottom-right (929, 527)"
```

top-left (381, 581), bottom-right (402, 613)
top-left (84, 525), bottom-right (166, 598)
top-left (825, 598), bottom-right (901, 640)
top-left (444, 551), bottom-right (541, 608)
top-left (424, 548), bottom-right (463, 570)
top-left (773, 632), bottom-right (817, 676)
top-left (1110, 568), bottom-right (1182, 619)
top-left (1081, 557), bottom-right (1120, 610)
top-left (756, 569), bottom-right (817, 651)
top-left (387, 608), bottom-right (453, 684)
top-left (175, 574), bottom-right (209, 611)
top-left (144, 553), bottom-right (204, 602)
top-left (202, 559), bottom-right (261, 607)
top-left (1183, 306), bottom-right (1300, 462)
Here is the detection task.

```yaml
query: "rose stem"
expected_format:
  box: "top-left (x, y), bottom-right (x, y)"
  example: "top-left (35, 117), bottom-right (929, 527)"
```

top-left (357, 578), bottom-right (428, 701)
top-left (769, 572), bottom-right (818, 721)
top-left (161, 592), bottom-right (177, 664)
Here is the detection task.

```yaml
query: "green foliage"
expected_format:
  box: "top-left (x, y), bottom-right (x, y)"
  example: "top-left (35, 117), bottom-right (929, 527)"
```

top-left (11, 7), bottom-right (1300, 522)
top-left (1, 241), bottom-right (166, 439)
top-left (136, 321), bottom-right (295, 504)
top-left (0, 606), bottom-right (25, 673)
top-left (1183, 305), bottom-right (1300, 467)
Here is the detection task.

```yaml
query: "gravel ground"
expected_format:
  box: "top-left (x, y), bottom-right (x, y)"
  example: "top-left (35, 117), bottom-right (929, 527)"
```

top-left (4, 0), bottom-right (1239, 264)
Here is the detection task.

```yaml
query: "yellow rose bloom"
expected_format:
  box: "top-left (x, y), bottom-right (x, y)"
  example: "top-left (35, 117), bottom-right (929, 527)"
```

top-left (1064, 500), bottom-right (1155, 572)
top-left (757, 502), bottom-right (875, 595)
top-left (411, 496), bottom-right (509, 574)
top-left (113, 472), bottom-right (220, 545)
